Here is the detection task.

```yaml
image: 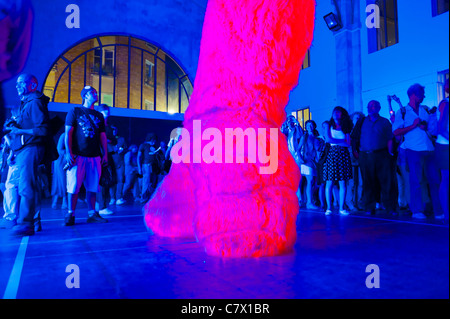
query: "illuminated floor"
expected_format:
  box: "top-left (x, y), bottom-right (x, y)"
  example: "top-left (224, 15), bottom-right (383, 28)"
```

top-left (0, 199), bottom-right (448, 299)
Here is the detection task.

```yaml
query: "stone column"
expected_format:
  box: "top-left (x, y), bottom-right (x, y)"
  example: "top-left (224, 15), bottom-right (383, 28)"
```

top-left (333, 0), bottom-right (363, 114)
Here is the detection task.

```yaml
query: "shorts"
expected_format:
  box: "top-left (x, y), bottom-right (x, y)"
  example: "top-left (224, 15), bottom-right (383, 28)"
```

top-left (66, 156), bottom-right (101, 194)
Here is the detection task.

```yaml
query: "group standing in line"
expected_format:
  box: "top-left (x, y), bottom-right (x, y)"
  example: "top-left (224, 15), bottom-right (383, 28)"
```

top-left (283, 81), bottom-right (449, 222)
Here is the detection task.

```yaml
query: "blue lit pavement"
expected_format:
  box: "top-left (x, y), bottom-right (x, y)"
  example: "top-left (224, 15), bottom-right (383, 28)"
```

top-left (0, 199), bottom-right (448, 299)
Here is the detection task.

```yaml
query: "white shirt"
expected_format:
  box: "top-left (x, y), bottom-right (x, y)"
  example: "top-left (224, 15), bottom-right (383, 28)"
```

top-left (392, 104), bottom-right (435, 152)
top-left (330, 128), bottom-right (346, 146)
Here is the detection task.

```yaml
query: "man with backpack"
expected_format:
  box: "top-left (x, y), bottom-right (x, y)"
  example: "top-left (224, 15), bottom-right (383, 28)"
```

top-left (392, 83), bottom-right (442, 219)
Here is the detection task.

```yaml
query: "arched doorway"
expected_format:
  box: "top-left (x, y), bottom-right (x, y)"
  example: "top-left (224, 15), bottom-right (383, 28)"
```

top-left (43, 34), bottom-right (193, 115)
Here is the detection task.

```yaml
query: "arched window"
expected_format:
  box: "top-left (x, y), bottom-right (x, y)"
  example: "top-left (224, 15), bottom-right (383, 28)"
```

top-left (43, 34), bottom-right (193, 114)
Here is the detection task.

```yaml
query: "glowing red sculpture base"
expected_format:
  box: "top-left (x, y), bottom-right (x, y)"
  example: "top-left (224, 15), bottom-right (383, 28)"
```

top-left (144, 0), bottom-right (315, 257)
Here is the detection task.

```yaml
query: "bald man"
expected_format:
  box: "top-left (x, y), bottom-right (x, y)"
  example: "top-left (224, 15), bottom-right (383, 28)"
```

top-left (357, 100), bottom-right (397, 216)
top-left (5, 73), bottom-right (50, 236)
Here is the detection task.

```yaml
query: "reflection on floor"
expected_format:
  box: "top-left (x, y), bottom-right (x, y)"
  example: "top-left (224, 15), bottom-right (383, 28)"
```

top-left (1, 199), bottom-right (448, 299)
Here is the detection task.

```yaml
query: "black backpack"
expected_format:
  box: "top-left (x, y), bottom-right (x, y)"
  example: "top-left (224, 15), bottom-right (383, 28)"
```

top-left (41, 116), bottom-right (64, 165)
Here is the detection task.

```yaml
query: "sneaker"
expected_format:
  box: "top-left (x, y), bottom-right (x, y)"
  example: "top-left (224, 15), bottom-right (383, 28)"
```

top-left (109, 199), bottom-right (116, 205)
top-left (306, 204), bottom-right (319, 210)
top-left (116, 198), bottom-right (126, 206)
top-left (11, 224), bottom-right (34, 237)
top-left (435, 214), bottom-right (445, 220)
top-left (87, 212), bottom-right (108, 223)
top-left (64, 212), bottom-right (75, 226)
top-left (34, 220), bottom-right (42, 232)
top-left (339, 210), bottom-right (350, 216)
top-left (412, 213), bottom-right (427, 219)
top-left (388, 210), bottom-right (398, 217)
top-left (0, 218), bottom-right (17, 229)
top-left (99, 208), bottom-right (114, 215)
top-left (325, 209), bottom-right (332, 216)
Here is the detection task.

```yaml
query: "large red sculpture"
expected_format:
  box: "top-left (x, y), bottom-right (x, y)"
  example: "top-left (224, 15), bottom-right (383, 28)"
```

top-left (144, 0), bottom-right (315, 257)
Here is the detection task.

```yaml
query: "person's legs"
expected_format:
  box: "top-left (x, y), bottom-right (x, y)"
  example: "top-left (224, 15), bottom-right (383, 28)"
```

top-left (305, 174), bottom-right (317, 209)
top-left (84, 157), bottom-right (107, 223)
top-left (122, 170), bottom-right (136, 199)
top-left (425, 151), bottom-right (443, 217)
top-left (97, 185), bottom-right (109, 210)
top-left (109, 184), bottom-right (116, 204)
top-left (0, 164), bottom-right (20, 229)
top-left (2, 164), bottom-right (19, 220)
top-left (116, 164), bottom-right (125, 201)
top-left (376, 151), bottom-right (397, 213)
top-left (360, 152), bottom-right (377, 213)
top-left (325, 180), bottom-right (333, 213)
top-left (68, 193), bottom-right (78, 212)
top-left (406, 149), bottom-right (426, 217)
top-left (65, 156), bottom-right (85, 226)
top-left (62, 194), bottom-right (68, 209)
top-left (296, 175), bottom-right (303, 205)
top-left (52, 195), bottom-right (59, 209)
top-left (141, 164), bottom-right (151, 201)
top-left (338, 180), bottom-right (348, 214)
top-left (15, 146), bottom-right (44, 232)
top-left (318, 184), bottom-right (326, 209)
top-left (86, 191), bottom-right (97, 214)
top-left (439, 169), bottom-right (449, 219)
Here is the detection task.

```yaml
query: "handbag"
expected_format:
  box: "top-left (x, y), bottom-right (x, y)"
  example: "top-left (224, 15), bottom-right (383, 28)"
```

top-left (100, 165), bottom-right (113, 187)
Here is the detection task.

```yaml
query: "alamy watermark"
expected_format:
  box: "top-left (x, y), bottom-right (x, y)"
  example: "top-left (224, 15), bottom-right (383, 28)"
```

top-left (169, 120), bottom-right (279, 175)
top-left (64, 4), bottom-right (380, 30)
top-left (65, 264), bottom-right (80, 288)
top-left (365, 264), bottom-right (380, 288)
top-left (65, 4), bottom-right (80, 29)
top-left (366, 4), bottom-right (381, 29)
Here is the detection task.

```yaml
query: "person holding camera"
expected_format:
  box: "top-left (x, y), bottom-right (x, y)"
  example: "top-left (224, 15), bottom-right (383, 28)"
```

top-left (392, 83), bottom-right (442, 220)
top-left (281, 115), bottom-right (304, 205)
top-left (0, 74), bottom-right (50, 236)
top-left (0, 107), bottom-right (20, 230)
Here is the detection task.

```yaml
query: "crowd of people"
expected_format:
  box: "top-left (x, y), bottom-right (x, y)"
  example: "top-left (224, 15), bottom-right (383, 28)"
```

top-left (282, 81), bottom-right (449, 222)
top-left (0, 73), bottom-right (448, 237)
top-left (0, 75), bottom-right (173, 236)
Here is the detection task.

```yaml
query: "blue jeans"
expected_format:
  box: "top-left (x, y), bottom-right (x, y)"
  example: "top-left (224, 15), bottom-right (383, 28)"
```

top-left (13, 145), bottom-right (45, 226)
top-left (405, 149), bottom-right (442, 215)
top-left (3, 162), bottom-right (20, 220)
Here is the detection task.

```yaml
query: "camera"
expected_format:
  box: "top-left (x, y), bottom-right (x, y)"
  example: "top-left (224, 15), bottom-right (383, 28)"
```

top-left (427, 106), bottom-right (437, 114)
top-left (3, 118), bottom-right (19, 133)
top-left (63, 155), bottom-right (77, 170)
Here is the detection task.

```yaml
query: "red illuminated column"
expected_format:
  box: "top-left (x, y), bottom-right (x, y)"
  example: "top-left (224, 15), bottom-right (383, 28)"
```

top-left (144, 0), bottom-right (315, 257)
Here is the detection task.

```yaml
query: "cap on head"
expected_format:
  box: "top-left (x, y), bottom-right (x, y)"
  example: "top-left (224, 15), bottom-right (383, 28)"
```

top-left (81, 85), bottom-right (95, 99)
